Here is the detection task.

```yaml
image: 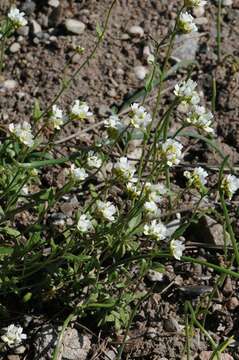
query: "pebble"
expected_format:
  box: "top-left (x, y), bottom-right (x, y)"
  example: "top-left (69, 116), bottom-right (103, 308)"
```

top-left (223, 276), bottom-right (233, 295)
top-left (65, 19), bottom-right (86, 35)
top-left (14, 346), bottom-right (26, 355)
top-left (48, 0), bottom-right (60, 7)
top-left (62, 329), bottom-right (91, 360)
top-left (193, 6), bottom-right (205, 17)
top-left (147, 269), bottom-right (164, 282)
top-left (7, 356), bottom-right (20, 360)
top-left (22, 0), bottom-right (36, 15)
top-left (163, 318), bottom-right (181, 332)
top-left (31, 19), bottom-right (42, 35)
top-left (146, 327), bottom-right (158, 339)
top-left (134, 65), bottom-right (147, 80)
top-left (0, 79), bottom-right (18, 92)
top-left (227, 296), bottom-right (239, 311)
top-left (172, 33), bottom-right (200, 61)
top-left (128, 25), bottom-right (144, 37)
top-left (10, 42), bottom-right (21, 53)
top-left (17, 26), bottom-right (29, 37)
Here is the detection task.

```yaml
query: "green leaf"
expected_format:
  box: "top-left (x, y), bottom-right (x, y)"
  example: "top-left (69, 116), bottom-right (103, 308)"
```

top-left (0, 227), bottom-right (20, 237)
top-left (96, 23), bottom-right (103, 39)
top-left (33, 99), bottom-right (42, 121)
top-left (0, 247), bottom-right (13, 257)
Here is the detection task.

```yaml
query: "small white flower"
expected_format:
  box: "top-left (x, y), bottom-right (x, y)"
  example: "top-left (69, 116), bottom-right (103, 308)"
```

top-left (77, 214), bottom-right (94, 233)
top-left (114, 157), bottom-right (135, 181)
top-left (104, 115), bottom-right (123, 130)
top-left (96, 200), bottom-right (117, 222)
top-left (126, 177), bottom-right (140, 197)
top-left (174, 79), bottom-right (200, 105)
top-left (161, 139), bottom-right (183, 167)
top-left (178, 12), bottom-right (198, 33)
top-left (1, 324), bottom-right (27, 348)
top-left (21, 185), bottom-right (29, 196)
top-left (9, 121), bottom-right (34, 147)
top-left (49, 105), bottom-right (65, 130)
top-left (221, 174), bottom-right (239, 200)
top-left (184, 167), bottom-right (208, 189)
top-left (185, 0), bottom-right (207, 8)
top-left (144, 201), bottom-right (160, 218)
top-left (186, 105), bottom-right (214, 133)
top-left (147, 54), bottom-right (155, 65)
top-left (70, 165), bottom-right (88, 181)
top-left (148, 183), bottom-right (167, 203)
top-left (130, 103), bottom-right (152, 130)
top-left (87, 151), bottom-right (102, 169)
top-left (170, 239), bottom-right (185, 260)
top-left (144, 219), bottom-right (167, 240)
top-left (8, 8), bottom-right (27, 28)
top-left (71, 100), bottom-right (92, 120)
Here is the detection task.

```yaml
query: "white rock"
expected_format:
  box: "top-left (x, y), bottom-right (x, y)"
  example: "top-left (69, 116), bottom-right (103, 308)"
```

top-left (31, 19), bottom-right (42, 34)
top-left (0, 79), bottom-right (18, 92)
top-left (147, 270), bottom-right (163, 282)
top-left (10, 42), bottom-right (21, 53)
top-left (128, 25), bottom-right (144, 37)
top-left (48, 0), bottom-right (60, 7)
top-left (134, 65), bottom-right (147, 80)
top-left (65, 19), bottom-right (86, 35)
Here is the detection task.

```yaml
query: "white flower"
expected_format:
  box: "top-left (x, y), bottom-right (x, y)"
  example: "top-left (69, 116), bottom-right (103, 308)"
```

top-left (114, 157), bottom-right (135, 181)
top-left (1, 324), bottom-right (27, 348)
top-left (144, 201), bottom-right (160, 218)
top-left (104, 115), bottom-right (123, 130)
top-left (71, 100), bottom-right (92, 120)
top-left (96, 200), bottom-right (117, 222)
top-left (130, 103), bottom-right (152, 130)
top-left (185, 0), bottom-right (207, 7)
top-left (49, 105), bottom-right (65, 130)
top-left (148, 183), bottom-right (167, 203)
top-left (87, 151), bottom-right (102, 169)
top-left (70, 165), bottom-right (88, 181)
top-left (170, 239), bottom-right (185, 260)
top-left (77, 214), bottom-right (94, 233)
top-left (8, 8), bottom-right (27, 28)
top-left (184, 167), bottom-right (208, 189)
top-left (174, 79), bottom-right (200, 105)
top-left (126, 177), bottom-right (140, 197)
top-left (144, 219), bottom-right (167, 240)
top-left (221, 174), bottom-right (239, 200)
top-left (186, 105), bottom-right (214, 133)
top-left (9, 121), bottom-right (34, 147)
top-left (161, 139), bottom-right (183, 167)
top-left (178, 12), bottom-right (198, 33)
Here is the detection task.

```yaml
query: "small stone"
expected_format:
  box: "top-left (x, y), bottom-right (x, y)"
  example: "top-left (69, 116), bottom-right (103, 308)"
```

top-left (65, 19), bottom-right (86, 35)
top-left (227, 296), bottom-right (239, 311)
top-left (147, 270), bottom-right (163, 282)
top-left (62, 329), bottom-right (91, 360)
top-left (98, 105), bottom-right (110, 117)
top-left (193, 6), bottom-right (205, 17)
top-left (9, 42), bottom-right (21, 53)
top-left (172, 34), bottom-right (199, 61)
top-left (104, 349), bottom-right (117, 360)
top-left (146, 327), bottom-right (158, 339)
top-left (22, 0), bottom-right (36, 15)
top-left (14, 346), bottom-right (26, 355)
top-left (0, 79), bottom-right (18, 92)
top-left (195, 215), bottom-right (229, 247)
top-left (48, 0), bottom-right (60, 7)
top-left (134, 65), bottom-right (147, 80)
top-left (223, 276), bottom-right (233, 295)
top-left (31, 19), bottom-right (42, 35)
top-left (128, 25), bottom-right (144, 37)
top-left (17, 26), bottom-right (29, 37)
top-left (195, 17), bottom-right (208, 25)
top-left (163, 318), bottom-right (181, 332)
top-left (72, 53), bottom-right (81, 63)
top-left (7, 356), bottom-right (20, 360)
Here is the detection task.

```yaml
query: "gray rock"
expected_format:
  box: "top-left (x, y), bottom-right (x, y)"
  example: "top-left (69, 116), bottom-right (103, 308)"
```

top-left (34, 324), bottom-right (58, 359)
top-left (147, 269), bottom-right (163, 282)
top-left (128, 25), bottom-right (144, 37)
top-left (163, 318), bottom-right (181, 333)
top-left (9, 42), bottom-right (21, 53)
top-left (65, 19), bottom-right (86, 35)
top-left (62, 329), bottom-right (91, 360)
top-left (48, 0), bottom-right (60, 7)
top-left (22, 0), bottom-right (36, 15)
top-left (0, 79), bottom-right (18, 92)
top-left (197, 215), bottom-right (229, 246)
top-left (172, 33), bottom-right (200, 61)
top-left (17, 26), bottom-right (29, 37)
top-left (31, 19), bottom-right (42, 35)
top-left (134, 65), bottom-right (147, 80)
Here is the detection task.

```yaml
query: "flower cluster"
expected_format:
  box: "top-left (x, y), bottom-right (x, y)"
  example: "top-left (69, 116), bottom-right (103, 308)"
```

top-left (70, 165), bottom-right (88, 181)
top-left (87, 151), bottom-right (102, 169)
top-left (129, 103), bottom-right (152, 130)
top-left (178, 12), bottom-right (197, 34)
top-left (49, 105), bottom-right (65, 130)
top-left (161, 139), bottom-right (183, 167)
top-left (221, 174), bottom-right (239, 200)
top-left (77, 214), bottom-right (94, 233)
top-left (9, 121), bottom-right (34, 147)
top-left (174, 79), bottom-right (200, 106)
top-left (8, 8), bottom-right (27, 28)
top-left (114, 157), bottom-right (135, 181)
top-left (170, 239), bottom-right (185, 260)
top-left (104, 114), bottom-right (124, 138)
top-left (1, 324), bottom-right (27, 348)
top-left (71, 100), bottom-right (93, 120)
top-left (96, 200), bottom-right (117, 222)
top-left (143, 219), bottom-right (167, 241)
top-left (184, 167), bottom-right (208, 190)
top-left (186, 105), bottom-right (214, 134)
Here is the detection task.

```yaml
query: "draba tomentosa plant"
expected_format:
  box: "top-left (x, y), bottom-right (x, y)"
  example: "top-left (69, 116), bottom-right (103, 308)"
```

top-left (0, 1), bottom-right (239, 358)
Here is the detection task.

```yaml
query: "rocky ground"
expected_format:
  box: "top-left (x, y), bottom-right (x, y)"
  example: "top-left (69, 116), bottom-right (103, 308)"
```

top-left (1, 0), bottom-right (239, 359)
